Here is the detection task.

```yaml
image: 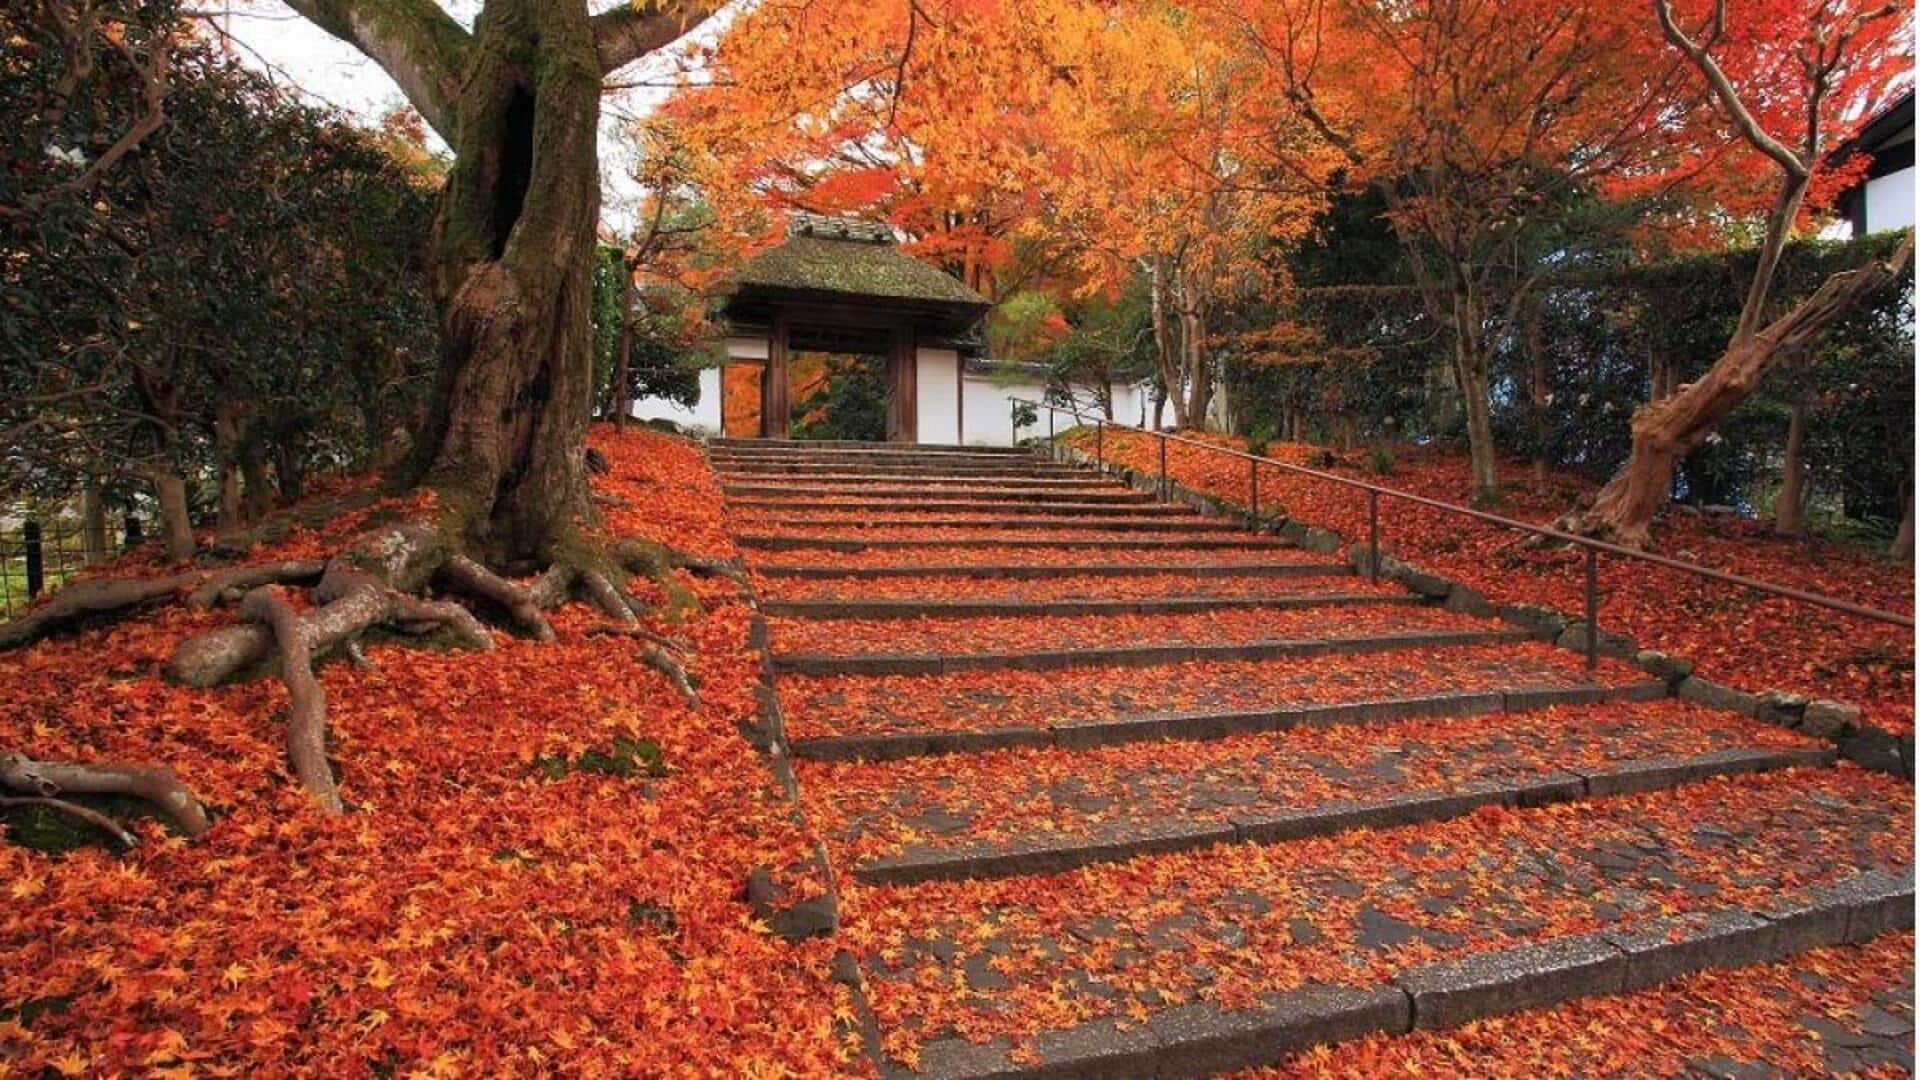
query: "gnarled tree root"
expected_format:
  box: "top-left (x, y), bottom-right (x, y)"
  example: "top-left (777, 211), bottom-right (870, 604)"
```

top-left (1, 752), bottom-right (211, 838)
top-left (0, 575), bottom-right (196, 650)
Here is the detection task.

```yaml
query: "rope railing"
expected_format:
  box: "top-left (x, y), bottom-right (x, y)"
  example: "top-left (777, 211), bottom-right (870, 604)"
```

top-left (1008, 397), bottom-right (1913, 671)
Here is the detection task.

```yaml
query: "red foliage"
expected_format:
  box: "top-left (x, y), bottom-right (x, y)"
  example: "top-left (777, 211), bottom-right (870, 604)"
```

top-left (0, 428), bottom-right (862, 1078)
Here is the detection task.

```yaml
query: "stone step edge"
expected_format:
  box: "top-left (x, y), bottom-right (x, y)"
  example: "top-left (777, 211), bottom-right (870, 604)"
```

top-left (741, 522), bottom-right (1267, 538)
top-left (851, 745), bottom-right (1838, 886)
top-left (791, 682), bottom-right (1669, 763)
top-left (880, 868), bottom-right (1914, 1080)
top-left (731, 500), bottom-right (1190, 515)
top-left (761, 594), bottom-right (1421, 619)
top-left (713, 459), bottom-right (1080, 473)
top-left (740, 536), bottom-right (1298, 552)
top-left (752, 561), bottom-right (1336, 580)
top-left (717, 474), bottom-right (1112, 487)
top-left (709, 438), bottom-right (1033, 453)
top-left (725, 489), bottom-right (1160, 505)
top-left (773, 628), bottom-right (1531, 677)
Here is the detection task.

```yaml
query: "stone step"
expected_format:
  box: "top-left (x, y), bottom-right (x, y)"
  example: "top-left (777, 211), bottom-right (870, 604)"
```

top-left (760, 593), bottom-right (1421, 619)
top-left (768, 603), bottom-right (1483, 660)
top-left (843, 768), bottom-right (1913, 1079)
top-left (713, 458), bottom-right (1080, 477)
top-left (789, 681), bottom-right (1669, 762)
top-left (715, 470), bottom-right (1110, 488)
top-left (725, 495), bottom-right (1167, 515)
top-left (710, 438), bottom-right (1034, 453)
top-left (800, 697), bottom-right (1834, 885)
top-left (774, 627), bottom-right (1532, 677)
top-left (740, 517), bottom-right (1250, 534)
top-left (777, 639), bottom-right (1660, 753)
top-left (710, 448), bottom-right (1038, 467)
top-left (724, 484), bottom-right (1156, 505)
top-left (740, 535), bottom-right (1300, 552)
top-left (752, 559), bottom-right (1329, 580)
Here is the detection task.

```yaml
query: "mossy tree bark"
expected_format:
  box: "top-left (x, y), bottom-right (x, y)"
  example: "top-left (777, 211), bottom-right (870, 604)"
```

top-left (282, 0), bottom-right (706, 562)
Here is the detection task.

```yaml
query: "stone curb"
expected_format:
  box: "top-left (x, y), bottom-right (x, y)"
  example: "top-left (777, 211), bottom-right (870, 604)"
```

top-left (755, 561), bottom-right (1337, 581)
top-left (738, 534), bottom-right (1298, 552)
top-left (886, 871), bottom-right (1913, 1078)
top-left (791, 682), bottom-right (1669, 763)
top-left (850, 747), bottom-right (1836, 885)
top-left (734, 603), bottom-right (840, 943)
top-left (1047, 440), bottom-right (1915, 780)
top-left (762, 594), bottom-right (1425, 620)
top-left (774, 628), bottom-right (1532, 677)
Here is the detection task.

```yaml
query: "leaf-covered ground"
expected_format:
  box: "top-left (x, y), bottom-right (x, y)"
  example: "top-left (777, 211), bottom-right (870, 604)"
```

top-left (1069, 430), bottom-right (1916, 733)
top-left (756, 570), bottom-right (1395, 603)
top-left (0, 428), bottom-right (863, 1078)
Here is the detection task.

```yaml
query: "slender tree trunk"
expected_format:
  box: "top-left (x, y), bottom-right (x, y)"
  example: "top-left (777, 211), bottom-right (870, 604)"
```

top-left (1147, 260), bottom-right (1187, 429)
top-left (1774, 397), bottom-right (1809, 535)
top-left (151, 462), bottom-right (194, 561)
top-left (1892, 489), bottom-right (1914, 563)
top-left (405, 0), bottom-right (604, 563)
top-left (1453, 337), bottom-right (1499, 503)
top-left (212, 405), bottom-right (244, 530)
top-left (1527, 303), bottom-right (1550, 485)
top-left (612, 252), bottom-right (634, 430)
top-left (79, 483), bottom-right (109, 566)
top-left (1179, 304), bottom-right (1211, 429)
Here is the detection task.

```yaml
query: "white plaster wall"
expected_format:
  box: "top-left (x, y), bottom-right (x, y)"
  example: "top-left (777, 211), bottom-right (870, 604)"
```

top-left (627, 336), bottom-right (766, 434)
top-left (961, 373), bottom-right (1048, 446)
top-left (1865, 166), bottom-right (1915, 234)
top-left (915, 347), bottom-right (961, 444)
top-left (628, 366), bottom-right (721, 434)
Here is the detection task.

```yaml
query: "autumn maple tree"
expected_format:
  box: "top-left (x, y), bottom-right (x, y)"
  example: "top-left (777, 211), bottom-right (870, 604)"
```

top-left (1563, 0), bottom-right (1914, 547)
top-left (1, 1), bottom-right (749, 823)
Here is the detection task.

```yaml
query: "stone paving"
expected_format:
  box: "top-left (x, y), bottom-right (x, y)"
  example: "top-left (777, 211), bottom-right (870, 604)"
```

top-left (715, 439), bottom-right (1915, 1079)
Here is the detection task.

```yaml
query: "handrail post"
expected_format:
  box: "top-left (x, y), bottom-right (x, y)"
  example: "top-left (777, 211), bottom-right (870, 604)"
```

top-left (1584, 546), bottom-right (1599, 672)
top-left (1047, 404), bottom-right (1055, 455)
top-left (1366, 490), bottom-right (1379, 583)
top-left (23, 520), bottom-right (44, 599)
top-left (1249, 459), bottom-right (1260, 523)
top-left (1157, 433), bottom-right (1168, 502)
top-left (1009, 399), bottom-right (1018, 446)
top-left (1095, 419), bottom-right (1104, 468)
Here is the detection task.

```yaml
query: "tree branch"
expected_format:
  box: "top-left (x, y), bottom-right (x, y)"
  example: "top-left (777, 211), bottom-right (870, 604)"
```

top-left (1651, 0), bottom-right (1808, 178)
top-left (282, 0), bottom-right (471, 140)
top-left (593, 2), bottom-right (711, 75)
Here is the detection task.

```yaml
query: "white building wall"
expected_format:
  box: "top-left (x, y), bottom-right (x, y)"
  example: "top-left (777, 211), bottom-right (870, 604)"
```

top-left (1864, 166), bottom-right (1915, 234)
top-left (915, 347), bottom-right (961, 444)
top-left (629, 365), bottom-right (722, 434)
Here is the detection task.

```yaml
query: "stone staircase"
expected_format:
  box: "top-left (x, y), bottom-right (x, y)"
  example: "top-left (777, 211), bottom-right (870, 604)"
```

top-left (713, 438), bottom-right (1915, 1079)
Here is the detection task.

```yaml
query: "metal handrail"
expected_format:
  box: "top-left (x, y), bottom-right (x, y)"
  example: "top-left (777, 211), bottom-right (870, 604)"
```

top-left (1008, 397), bottom-right (1913, 670)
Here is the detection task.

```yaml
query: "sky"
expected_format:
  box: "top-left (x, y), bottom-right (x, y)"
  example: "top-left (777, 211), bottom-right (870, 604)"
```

top-left (212, 1), bottom-right (726, 231)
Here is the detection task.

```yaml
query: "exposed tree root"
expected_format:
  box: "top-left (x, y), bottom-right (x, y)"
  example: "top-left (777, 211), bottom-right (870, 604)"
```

top-left (0, 796), bottom-right (139, 848)
top-left (442, 554), bottom-right (561, 642)
top-left (638, 642), bottom-right (700, 709)
top-left (188, 560), bottom-right (327, 610)
top-left (0, 752), bottom-right (211, 837)
top-left (12, 506), bottom-right (728, 824)
top-left (241, 586), bottom-right (347, 814)
top-left (0, 574), bottom-right (196, 650)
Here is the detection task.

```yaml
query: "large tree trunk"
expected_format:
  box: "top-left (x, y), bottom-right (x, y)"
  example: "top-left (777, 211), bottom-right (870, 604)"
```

top-left (1572, 232), bottom-right (1912, 548)
top-left (405, 0), bottom-right (604, 564)
top-left (1774, 397), bottom-right (1809, 535)
top-left (79, 483), bottom-right (109, 566)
